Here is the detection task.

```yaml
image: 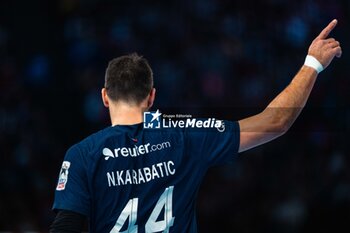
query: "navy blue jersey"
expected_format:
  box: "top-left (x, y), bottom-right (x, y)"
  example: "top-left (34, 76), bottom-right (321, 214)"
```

top-left (53, 120), bottom-right (240, 232)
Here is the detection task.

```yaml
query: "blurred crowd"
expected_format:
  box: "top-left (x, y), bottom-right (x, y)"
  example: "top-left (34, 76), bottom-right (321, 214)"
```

top-left (0, 0), bottom-right (350, 232)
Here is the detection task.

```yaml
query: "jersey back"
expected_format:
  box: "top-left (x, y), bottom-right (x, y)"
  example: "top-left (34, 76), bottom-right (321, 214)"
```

top-left (53, 121), bottom-right (240, 232)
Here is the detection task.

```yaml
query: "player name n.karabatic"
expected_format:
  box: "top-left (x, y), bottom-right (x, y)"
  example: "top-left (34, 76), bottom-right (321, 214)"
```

top-left (106, 160), bottom-right (176, 187)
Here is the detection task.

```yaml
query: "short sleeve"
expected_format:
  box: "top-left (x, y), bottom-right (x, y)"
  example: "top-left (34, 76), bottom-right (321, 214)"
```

top-left (186, 120), bottom-right (240, 167)
top-left (52, 145), bottom-right (90, 216)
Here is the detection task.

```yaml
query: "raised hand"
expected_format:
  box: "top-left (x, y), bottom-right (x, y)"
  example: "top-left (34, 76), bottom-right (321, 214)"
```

top-left (308, 19), bottom-right (342, 69)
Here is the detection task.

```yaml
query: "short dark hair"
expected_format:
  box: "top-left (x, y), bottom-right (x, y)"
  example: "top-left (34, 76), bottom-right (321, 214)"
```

top-left (105, 53), bottom-right (153, 104)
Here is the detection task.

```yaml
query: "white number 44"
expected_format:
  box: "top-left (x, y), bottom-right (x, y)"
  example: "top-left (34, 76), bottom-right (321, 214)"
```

top-left (110, 186), bottom-right (175, 233)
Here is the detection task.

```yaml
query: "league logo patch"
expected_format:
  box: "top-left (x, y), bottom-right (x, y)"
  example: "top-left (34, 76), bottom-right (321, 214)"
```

top-left (143, 109), bottom-right (162, 129)
top-left (56, 161), bottom-right (71, 191)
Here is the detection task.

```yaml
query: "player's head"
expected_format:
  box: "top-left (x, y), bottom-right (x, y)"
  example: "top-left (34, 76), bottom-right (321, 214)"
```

top-left (102, 53), bottom-right (155, 109)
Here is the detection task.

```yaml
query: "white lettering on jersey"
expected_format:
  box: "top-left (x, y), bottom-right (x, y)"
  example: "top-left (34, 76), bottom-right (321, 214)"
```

top-left (103, 141), bottom-right (171, 160)
top-left (106, 160), bottom-right (176, 187)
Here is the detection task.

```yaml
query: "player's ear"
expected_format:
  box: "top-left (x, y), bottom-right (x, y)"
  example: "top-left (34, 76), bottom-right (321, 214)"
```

top-left (147, 88), bottom-right (156, 108)
top-left (101, 88), bottom-right (109, 107)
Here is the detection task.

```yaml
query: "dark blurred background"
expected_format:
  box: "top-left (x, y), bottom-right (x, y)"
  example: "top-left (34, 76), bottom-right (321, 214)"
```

top-left (1, 0), bottom-right (350, 232)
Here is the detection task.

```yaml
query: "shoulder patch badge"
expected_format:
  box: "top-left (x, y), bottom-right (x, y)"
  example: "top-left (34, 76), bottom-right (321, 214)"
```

top-left (56, 161), bottom-right (71, 191)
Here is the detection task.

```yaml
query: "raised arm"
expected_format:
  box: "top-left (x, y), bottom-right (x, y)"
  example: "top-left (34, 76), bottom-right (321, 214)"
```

top-left (238, 19), bottom-right (342, 153)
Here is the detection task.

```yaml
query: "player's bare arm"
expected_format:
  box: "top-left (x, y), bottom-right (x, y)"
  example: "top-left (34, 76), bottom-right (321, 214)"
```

top-left (238, 19), bottom-right (342, 153)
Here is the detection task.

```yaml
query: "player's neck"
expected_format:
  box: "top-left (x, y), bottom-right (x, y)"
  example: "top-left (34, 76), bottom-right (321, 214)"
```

top-left (109, 102), bottom-right (145, 126)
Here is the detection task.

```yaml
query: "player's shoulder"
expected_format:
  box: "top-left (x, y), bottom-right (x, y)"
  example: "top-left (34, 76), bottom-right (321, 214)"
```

top-left (66, 126), bottom-right (115, 158)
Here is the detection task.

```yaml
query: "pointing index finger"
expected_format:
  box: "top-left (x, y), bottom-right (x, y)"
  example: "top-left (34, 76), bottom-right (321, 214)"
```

top-left (317, 19), bottom-right (338, 40)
